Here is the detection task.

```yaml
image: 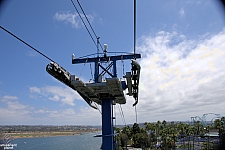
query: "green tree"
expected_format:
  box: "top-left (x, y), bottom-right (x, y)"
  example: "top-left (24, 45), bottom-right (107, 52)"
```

top-left (114, 127), bottom-right (121, 134)
top-left (132, 123), bottom-right (140, 147)
top-left (133, 132), bottom-right (149, 148)
top-left (131, 123), bottom-right (151, 148)
top-left (214, 119), bottom-right (222, 129)
top-left (132, 123), bottom-right (140, 135)
top-left (177, 122), bottom-right (186, 148)
top-left (159, 128), bottom-right (168, 150)
top-left (120, 133), bottom-right (128, 148)
top-left (162, 120), bottom-right (167, 127)
top-left (122, 126), bottom-right (132, 140)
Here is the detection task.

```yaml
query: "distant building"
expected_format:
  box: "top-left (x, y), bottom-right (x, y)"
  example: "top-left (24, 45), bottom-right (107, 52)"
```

top-left (205, 129), bottom-right (219, 137)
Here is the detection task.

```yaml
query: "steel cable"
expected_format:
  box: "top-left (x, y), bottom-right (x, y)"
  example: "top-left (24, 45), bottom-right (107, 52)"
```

top-left (0, 26), bottom-right (55, 62)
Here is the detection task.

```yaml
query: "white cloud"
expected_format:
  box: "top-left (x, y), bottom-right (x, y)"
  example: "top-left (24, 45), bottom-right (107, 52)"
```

top-left (34, 109), bottom-right (45, 114)
top-left (179, 7), bottom-right (185, 18)
top-left (0, 94), bottom-right (101, 125)
top-left (54, 11), bottom-right (94, 29)
top-left (49, 95), bottom-right (60, 101)
top-left (30, 86), bottom-right (82, 106)
top-left (27, 85), bottom-right (101, 125)
top-left (26, 50), bottom-right (38, 57)
top-left (118, 29), bottom-right (225, 124)
top-left (29, 86), bottom-right (41, 93)
top-left (32, 107), bottom-right (101, 125)
top-left (1, 95), bottom-right (18, 102)
top-left (0, 95), bottom-right (33, 124)
top-left (63, 108), bottom-right (76, 115)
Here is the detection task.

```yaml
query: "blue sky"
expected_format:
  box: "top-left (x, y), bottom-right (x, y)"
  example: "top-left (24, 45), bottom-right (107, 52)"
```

top-left (0, 0), bottom-right (225, 125)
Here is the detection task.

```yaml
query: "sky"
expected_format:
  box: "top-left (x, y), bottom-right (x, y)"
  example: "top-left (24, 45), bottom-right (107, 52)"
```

top-left (0, 0), bottom-right (225, 125)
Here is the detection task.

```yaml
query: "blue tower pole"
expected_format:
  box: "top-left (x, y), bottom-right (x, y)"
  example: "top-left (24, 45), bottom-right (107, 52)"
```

top-left (102, 98), bottom-right (114, 150)
top-left (100, 59), bottom-right (118, 150)
top-left (101, 59), bottom-right (118, 150)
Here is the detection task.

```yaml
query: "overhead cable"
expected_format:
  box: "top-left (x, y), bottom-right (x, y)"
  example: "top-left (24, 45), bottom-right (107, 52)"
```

top-left (71, 0), bottom-right (103, 51)
top-left (134, 0), bottom-right (136, 59)
top-left (134, 0), bottom-right (138, 124)
top-left (70, 0), bottom-right (97, 47)
top-left (76, 0), bottom-right (103, 51)
top-left (0, 26), bottom-right (55, 62)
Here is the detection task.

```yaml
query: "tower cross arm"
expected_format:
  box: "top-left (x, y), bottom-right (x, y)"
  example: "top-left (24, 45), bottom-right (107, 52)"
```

top-left (72, 54), bottom-right (141, 64)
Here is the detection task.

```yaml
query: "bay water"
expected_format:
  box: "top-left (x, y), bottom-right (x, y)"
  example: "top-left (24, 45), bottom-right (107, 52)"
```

top-left (11, 132), bottom-right (102, 150)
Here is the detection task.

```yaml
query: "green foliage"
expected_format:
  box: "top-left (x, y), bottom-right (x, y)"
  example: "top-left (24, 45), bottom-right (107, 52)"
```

top-left (132, 123), bottom-right (140, 135)
top-left (115, 117), bottom-right (225, 149)
top-left (114, 127), bottom-right (121, 134)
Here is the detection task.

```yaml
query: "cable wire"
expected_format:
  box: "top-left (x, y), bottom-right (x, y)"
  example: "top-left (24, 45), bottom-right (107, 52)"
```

top-left (135, 105), bottom-right (138, 123)
top-left (118, 104), bottom-right (126, 126)
top-left (134, 0), bottom-right (136, 60)
top-left (114, 104), bottom-right (117, 128)
top-left (134, 0), bottom-right (138, 123)
top-left (70, 0), bottom-right (97, 48)
top-left (0, 26), bottom-right (55, 62)
top-left (89, 63), bottom-right (93, 82)
top-left (117, 105), bottom-right (124, 125)
top-left (94, 102), bottom-right (102, 114)
top-left (76, 0), bottom-right (103, 51)
top-left (78, 58), bottom-right (88, 78)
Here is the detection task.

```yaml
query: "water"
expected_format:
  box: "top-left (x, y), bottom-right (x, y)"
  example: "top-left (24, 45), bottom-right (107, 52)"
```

top-left (10, 132), bottom-right (102, 150)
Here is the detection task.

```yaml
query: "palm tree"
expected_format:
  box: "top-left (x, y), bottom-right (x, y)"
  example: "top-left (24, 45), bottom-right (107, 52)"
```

top-left (144, 122), bottom-right (152, 133)
top-left (144, 122), bottom-right (157, 148)
top-left (159, 128), bottom-right (168, 149)
top-left (162, 120), bottom-right (167, 127)
top-left (155, 120), bottom-right (161, 145)
top-left (183, 124), bottom-right (192, 150)
top-left (177, 122), bottom-right (186, 149)
top-left (170, 121), bottom-right (177, 149)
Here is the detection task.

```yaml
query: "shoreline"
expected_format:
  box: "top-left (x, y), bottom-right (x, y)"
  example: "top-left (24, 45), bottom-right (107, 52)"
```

top-left (4, 130), bottom-right (101, 139)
